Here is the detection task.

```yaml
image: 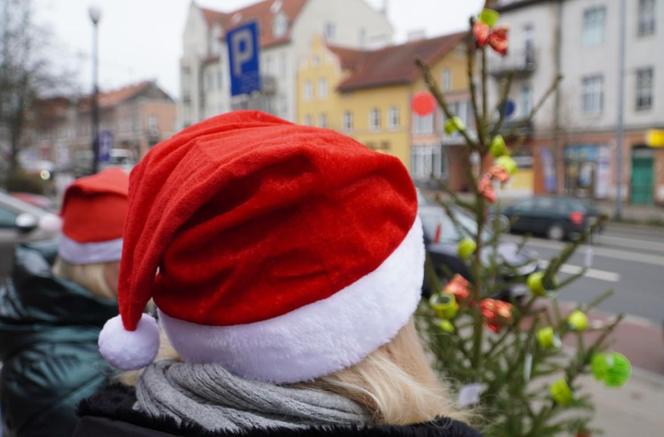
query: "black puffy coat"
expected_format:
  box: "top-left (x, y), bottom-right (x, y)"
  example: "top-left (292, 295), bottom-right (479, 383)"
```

top-left (74, 384), bottom-right (483, 437)
top-left (0, 243), bottom-right (118, 437)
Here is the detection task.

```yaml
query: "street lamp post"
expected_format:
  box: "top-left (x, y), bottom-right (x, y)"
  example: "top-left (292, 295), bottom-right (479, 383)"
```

top-left (89, 5), bottom-right (102, 174)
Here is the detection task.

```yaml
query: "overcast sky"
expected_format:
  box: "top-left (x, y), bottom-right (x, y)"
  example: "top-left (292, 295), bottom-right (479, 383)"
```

top-left (36, 0), bottom-right (484, 98)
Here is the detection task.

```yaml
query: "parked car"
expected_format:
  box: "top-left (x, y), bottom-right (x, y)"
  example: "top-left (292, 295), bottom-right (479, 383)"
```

top-left (0, 192), bottom-right (60, 277)
top-left (499, 196), bottom-right (605, 241)
top-left (418, 190), bottom-right (538, 301)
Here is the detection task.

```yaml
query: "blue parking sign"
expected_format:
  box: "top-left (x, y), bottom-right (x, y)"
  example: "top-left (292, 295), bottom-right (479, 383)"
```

top-left (98, 130), bottom-right (113, 163)
top-left (227, 21), bottom-right (261, 96)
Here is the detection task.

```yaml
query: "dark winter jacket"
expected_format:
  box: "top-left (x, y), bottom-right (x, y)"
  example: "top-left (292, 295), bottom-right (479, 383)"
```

top-left (74, 384), bottom-right (482, 437)
top-left (0, 243), bottom-right (118, 437)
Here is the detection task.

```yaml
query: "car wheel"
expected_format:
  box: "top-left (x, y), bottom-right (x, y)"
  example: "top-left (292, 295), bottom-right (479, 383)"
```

top-left (547, 224), bottom-right (565, 241)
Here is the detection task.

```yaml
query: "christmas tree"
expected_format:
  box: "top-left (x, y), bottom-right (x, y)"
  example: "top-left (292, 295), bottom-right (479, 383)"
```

top-left (415, 6), bottom-right (630, 437)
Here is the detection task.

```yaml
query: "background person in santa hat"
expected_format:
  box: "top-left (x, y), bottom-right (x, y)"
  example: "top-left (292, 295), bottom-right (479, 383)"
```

top-left (75, 111), bottom-right (481, 437)
top-left (0, 168), bottom-right (128, 437)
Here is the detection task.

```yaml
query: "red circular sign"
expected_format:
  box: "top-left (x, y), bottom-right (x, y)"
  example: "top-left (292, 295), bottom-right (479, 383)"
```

top-left (411, 91), bottom-right (436, 116)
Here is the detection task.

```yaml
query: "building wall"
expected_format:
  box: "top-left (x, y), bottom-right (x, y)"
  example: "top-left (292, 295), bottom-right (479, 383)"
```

top-left (498, 0), bottom-right (664, 204)
top-left (178, 0), bottom-right (393, 129)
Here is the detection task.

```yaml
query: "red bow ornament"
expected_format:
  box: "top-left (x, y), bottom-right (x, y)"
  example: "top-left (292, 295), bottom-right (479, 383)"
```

top-left (480, 299), bottom-right (513, 333)
top-left (478, 175), bottom-right (497, 203)
top-left (444, 274), bottom-right (471, 301)
top-left (473, 22), bottom-right (509, 56)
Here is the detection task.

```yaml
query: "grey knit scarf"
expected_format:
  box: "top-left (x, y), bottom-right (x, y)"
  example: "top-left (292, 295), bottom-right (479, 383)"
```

top-left (135, 360), bottom-right (370, 432)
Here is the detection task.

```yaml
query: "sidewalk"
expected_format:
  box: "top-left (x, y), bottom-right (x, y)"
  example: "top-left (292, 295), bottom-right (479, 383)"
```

top-left (587, 367), bottom-right (664, 436)
top-left (595, 200), bottom-right (664, 226)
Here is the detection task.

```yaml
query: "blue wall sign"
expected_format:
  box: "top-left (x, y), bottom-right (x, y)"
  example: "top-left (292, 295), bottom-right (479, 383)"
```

top-left (98, 131), bottom-right (113, 163)
top-left (227, 21), bottom-right (261, 97)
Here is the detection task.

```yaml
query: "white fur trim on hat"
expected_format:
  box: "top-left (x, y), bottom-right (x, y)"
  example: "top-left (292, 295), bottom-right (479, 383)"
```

top-left (159, 216), bottom-right (424, 384)
top-left (98, 313), bottom-right (160, 370)
top-left (58, 235), bottom-right (123, 264)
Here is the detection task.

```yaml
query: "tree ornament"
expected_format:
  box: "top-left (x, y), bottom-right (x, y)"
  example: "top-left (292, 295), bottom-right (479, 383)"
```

top-left (444, 274), bottom-right (471, 301)
top-left (536, 327), bottom-right (556, 349)
top-left (457, 237), bottom-right (477, 260)
top-left (550, 378), bottom-right (574, 406)
top-left (495, 155), bottom-right (518, 175)
top-left (592, 352), bottom-right (632, 387)
top-left (527, 271), bottom-right (546, 296)
top-left (429, 293), bottom-right (459, 319)
top-left (478, 8), bottom-right (500, 27)
top-left (490, 135), bottom-right (508, 157)
top-left (438, 319), bottom-right (455, 333)
top-left (568, 310), bottom-right (589, 331)
top-left (444, 116), bottom-right (465, 135)
top-left (478, 175), bottom-right (497, 203)
top-left (480, 299), bottom-right (513, 333)
top-left (488, 27), bottom-right (509, 56)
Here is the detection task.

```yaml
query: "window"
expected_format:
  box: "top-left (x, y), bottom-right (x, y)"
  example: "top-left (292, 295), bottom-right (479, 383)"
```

top-left (442, 69), bottom-right (452, 91)
top-left (273, 13), bottom-right (288, 38)
top-left (280, 53), bottom-right (288, 77)
top-left (446, 100), bottom-right (471, 130)
top-left (264, 55), bottom-right (273, 75)
top-left (312, 55), bottom-right (321, 66)
top-left (411, 145), bottom-right (446, 180)
top-left (582, 6), bottom-right (606, 46)
top-left (304, 114), bottom-right (313, 126)
top-left (343, 111), bottom-right (353, 131)
top-left (582, 75), bottom-right (604, 114)
top-left (370, 108), bottom-right (381, 130)
top-left (0, 207), bottom-right (17, 228)
top-left (413, 114), bottom-right (434, 134)
top-left (388, 106), bottom-right (400, 129)
top-left (319, 113), bottom-right (328, 128)
top-left (303, 81), bottom-right (313, 101)
top-left (638, 0), bottom-right (656, 36)
top-left (324, 22), bottom-right (336, 41)
top-left (520, 84), bottom-right (533, 117)
top-left (636, 67), bottom-right (654, 111)
top-left (147, 115), bottom-right (158, 132)
top-left (524, 24), bottom-right (535, 65)
top-left (318, 78), bottom-right (328, 99)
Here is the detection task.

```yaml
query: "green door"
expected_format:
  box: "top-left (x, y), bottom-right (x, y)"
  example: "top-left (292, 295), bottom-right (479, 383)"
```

top-left (631, 150), bottom-right (654, 205)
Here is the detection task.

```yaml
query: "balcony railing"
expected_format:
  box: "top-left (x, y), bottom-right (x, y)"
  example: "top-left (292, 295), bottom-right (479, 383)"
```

top-left (489, 48), bottom-right (537, 77)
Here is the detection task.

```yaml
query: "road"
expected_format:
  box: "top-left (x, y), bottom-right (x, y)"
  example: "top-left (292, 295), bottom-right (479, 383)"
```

top-left (506, 223), bottom-right (664, 323)
top-left (506, 223), bottom-right (664, 374)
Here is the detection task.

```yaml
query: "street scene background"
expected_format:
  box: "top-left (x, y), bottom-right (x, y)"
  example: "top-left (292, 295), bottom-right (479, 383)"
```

top-left (1, 0), bottom-right (664, 435)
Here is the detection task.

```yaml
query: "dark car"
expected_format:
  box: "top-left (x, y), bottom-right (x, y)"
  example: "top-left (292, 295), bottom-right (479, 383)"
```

top-left (500, 196), bottom-right (605, 241)
top-left (418, 190), bottom-right (538, 300)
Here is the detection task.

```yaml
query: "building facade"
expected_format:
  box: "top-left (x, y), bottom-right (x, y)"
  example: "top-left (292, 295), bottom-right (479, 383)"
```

top-left (178, 0), bottom-right (393, 128)
top-left (27, 81), bottom-right (176, 172)
top-left (297, 32), bottom-right (481, 190)
top-left (495, 0), bottom-right (664, 205)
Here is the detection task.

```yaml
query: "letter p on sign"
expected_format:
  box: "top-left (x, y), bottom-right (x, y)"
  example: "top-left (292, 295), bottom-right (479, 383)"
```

top-left (227, 21), bottom-right (261, 97)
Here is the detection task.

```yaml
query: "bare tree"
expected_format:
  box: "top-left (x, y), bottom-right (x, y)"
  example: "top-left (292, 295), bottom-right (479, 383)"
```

top-left (0, 0), bottom-right (70, 183)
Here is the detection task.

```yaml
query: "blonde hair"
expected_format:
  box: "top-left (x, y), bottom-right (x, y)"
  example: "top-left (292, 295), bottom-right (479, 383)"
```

top-left (305, 320), bottom-right (467, 425)
top-left (52, 257), bottom-right (116, 300)
top-left (123, 319), bottom-right (468, 426)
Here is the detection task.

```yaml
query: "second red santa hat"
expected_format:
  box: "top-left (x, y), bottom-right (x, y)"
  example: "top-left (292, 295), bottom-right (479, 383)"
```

top-left (98, 111), bottom-right (423, 383)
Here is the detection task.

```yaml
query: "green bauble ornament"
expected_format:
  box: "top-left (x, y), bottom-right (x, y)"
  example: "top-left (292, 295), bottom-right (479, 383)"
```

top-left (536, 327), bottom-right (555, 349)
top-left (444, 116), bottom-right (465, 135)
top-left (550, 378), bottom-right (573, 406)
top-left (495, 155), bottom-right (518, 175)
top-left (457, 237), bottom-right (477, 260)
top-left (490, 135), bottom-right (508, 157)
top-left (429, 293), bottom-right (459, 320)
top-left (438, 319), bottom-right (455, 333)
top-left (527, 272), bottom-right (546, 296)
top-left (567, 310), bottom-right (589, 331)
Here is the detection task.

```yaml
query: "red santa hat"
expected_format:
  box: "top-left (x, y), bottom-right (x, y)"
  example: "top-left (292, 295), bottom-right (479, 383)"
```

top-left (58, 167), bottom-right (129, 264)
top-left (98, 111), bottom-right (424, 383)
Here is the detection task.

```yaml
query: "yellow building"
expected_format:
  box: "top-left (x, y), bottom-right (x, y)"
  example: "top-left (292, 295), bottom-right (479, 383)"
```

top-left (297, 32), bottom-right (470, 187)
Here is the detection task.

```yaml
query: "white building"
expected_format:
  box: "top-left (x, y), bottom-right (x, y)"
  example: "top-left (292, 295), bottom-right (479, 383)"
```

top-left (178, 0), bottom-right (393, 128)
top-left (493, 0), bottom-right (664, 205)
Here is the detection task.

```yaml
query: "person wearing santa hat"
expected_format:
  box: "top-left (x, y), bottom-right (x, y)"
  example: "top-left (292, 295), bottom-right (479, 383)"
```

top-left (0, 168), bottom-right (128, 437)
top-left (74, 112), bottom-right (480, 437)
